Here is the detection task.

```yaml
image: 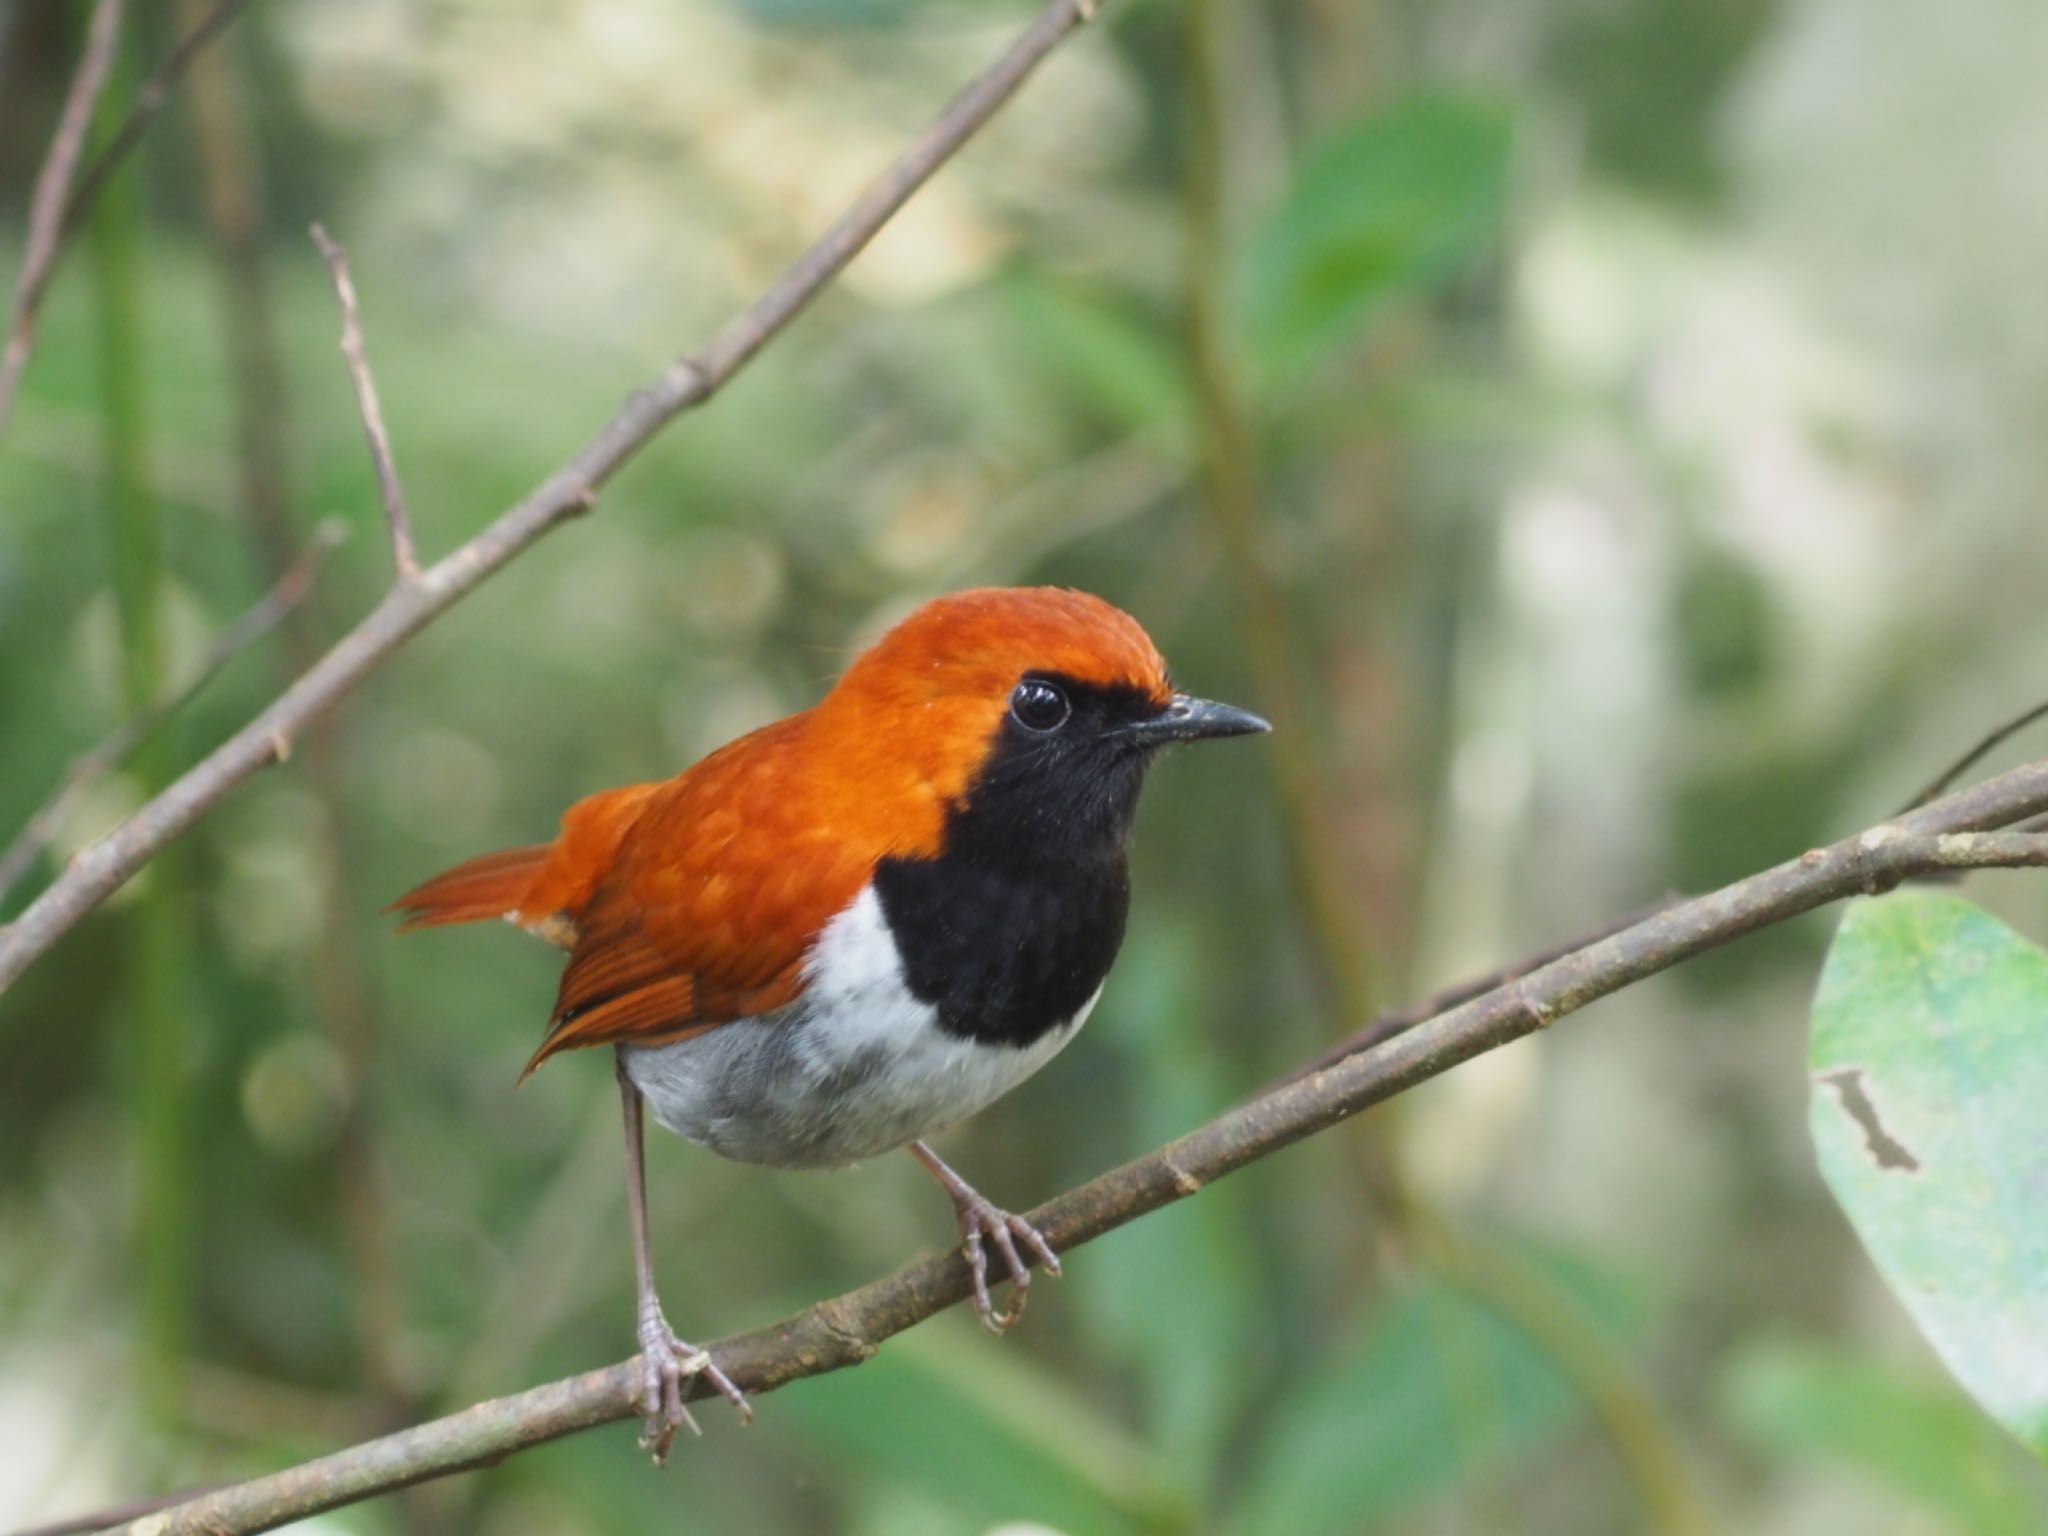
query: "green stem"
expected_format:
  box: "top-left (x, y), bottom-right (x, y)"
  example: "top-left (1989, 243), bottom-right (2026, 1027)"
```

top-left (1423, 1223), bottom-right (1716, 1536)
top-left (1181, 0), bottom-right (1378, 1026)
top-left (1177, 11), bottom-right (1710, 1532)
top-left (87, 24), bottom-right (191, 1427)
top-left (178, 3), bottom-right (419, 1448)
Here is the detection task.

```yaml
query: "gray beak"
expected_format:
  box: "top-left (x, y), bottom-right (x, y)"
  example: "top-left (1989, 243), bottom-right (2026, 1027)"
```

top-left (1124, 693), bottom-right (1272, 746)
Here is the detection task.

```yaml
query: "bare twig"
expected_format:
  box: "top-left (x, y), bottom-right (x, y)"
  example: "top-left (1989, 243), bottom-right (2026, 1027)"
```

top-left (310, 223), bottom-right (418, 581)
top-left (0, 520), bottom-right (343, 909)
top-left (194, 55), bottom-right (420, 1464)
top-left (0, 0), bottom-right (126, 442)
top-left (0, 0), bottom-right (1108, 995)
top-left (30, 761), bottom-right (2048, 1536)
top-left (1900, 693), bottom-right (2048, 811)
top-left (1275, 895), bottom-right (1684, 1088)
top-left (56, 0), bottom-right (262, 247)
top-left (0, 0), bottom-right (257, 444)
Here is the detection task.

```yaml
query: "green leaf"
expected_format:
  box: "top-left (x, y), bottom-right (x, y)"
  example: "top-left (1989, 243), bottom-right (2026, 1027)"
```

top-left (1810, 891), bottom-right (2048, 1458)
top-left (1720, 1338), bottom-right (2048, 1534)
top-left (1228, 1251), bottom-right (1640, 1536)
top-left (998, 272), bottom-right (1191, 448)
top-left (1245, 94), bottom-right (1512, 373)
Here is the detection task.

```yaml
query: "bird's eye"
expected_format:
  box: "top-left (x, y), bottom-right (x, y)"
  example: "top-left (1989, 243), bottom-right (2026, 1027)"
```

top-left (1009, 678), bottom-right (1071, 732)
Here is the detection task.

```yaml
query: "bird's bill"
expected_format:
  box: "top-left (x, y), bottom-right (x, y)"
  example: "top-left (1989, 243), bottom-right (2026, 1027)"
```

top-left (1123, 693), bottom-right (1272, 745)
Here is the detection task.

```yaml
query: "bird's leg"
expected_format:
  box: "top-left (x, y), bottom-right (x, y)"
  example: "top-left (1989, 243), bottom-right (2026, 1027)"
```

top-left (908, 1140), bottom-right (1061, 1334)
top-left (617, 1050), bottom-right (751, 1463)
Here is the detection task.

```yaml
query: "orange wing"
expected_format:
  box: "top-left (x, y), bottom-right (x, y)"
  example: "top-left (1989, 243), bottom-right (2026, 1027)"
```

top-left (521, 712), bottom-right (946, 1077)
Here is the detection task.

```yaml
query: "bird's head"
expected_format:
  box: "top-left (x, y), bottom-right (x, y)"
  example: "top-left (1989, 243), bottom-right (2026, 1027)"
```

top-left (820, 588), bottom-right (1269, 865)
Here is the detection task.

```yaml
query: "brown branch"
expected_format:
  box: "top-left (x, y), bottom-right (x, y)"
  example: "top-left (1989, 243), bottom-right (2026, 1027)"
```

top-left (0, 0), bottom-right (126, 442)
top-left (196, 61), bottom-right (421, 1465)
top-left (0, 520), bottom-right (343, 910)
top-left (310, 223), bottom-right (418, 581)
top-left (1275, 895), bottom-right (1683, 1088)
top-left (56, 0), bottom-right (263, 247)
top-left (32, 758), bottom-right (2048, 1536)
top-left (1900, 692), bottom-right (2048, 812)
top-left (0, 0), bottom-right (256, 444)
top-left (1282, 678), bottom-right (2048, 1085)
top-left (0, 0), bottom-right (1108, 995)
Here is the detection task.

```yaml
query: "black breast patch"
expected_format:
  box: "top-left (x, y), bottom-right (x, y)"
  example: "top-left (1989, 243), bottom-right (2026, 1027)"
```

top-left (871, 673), bottom-right (1158, 1049)
top-left (871, 850), bottom-right (1129, 1049)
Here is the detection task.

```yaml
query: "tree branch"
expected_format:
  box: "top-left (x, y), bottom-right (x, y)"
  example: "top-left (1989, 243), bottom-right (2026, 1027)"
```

top-left (184, 29), bottom-right (420, 1446)
top-left (55, 0), bottom-right (263, 250)
top-left (1275, 895), bottom-right (1683, 1087)
top-left (309, 224), bottom-right (417, 581)
top-left (0, 520), bottom-right (342, 910)
top-left (39, 758), bottom-right (2048, 1536)
top-left (0, 0), bottom-right (257, 445)
top-left (0, 0), bottom-right (126, 442)
top-left (0, 0), bottom-right (1108, 995)
top-left (1900, 691), bottom-right (2048, 811)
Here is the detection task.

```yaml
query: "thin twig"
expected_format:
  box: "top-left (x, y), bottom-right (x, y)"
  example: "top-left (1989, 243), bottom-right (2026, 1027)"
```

top-left (31, 762), bottom-right (2048, 1536)
top-left (0, 521), bottom-right (342, 909)
top-left (1900, 693), bottom-right (2048, 811)
top-left (0, 0), bottom-right (127, 442)
top-left (310, 224), bottom-right (417, 581)
top-left (0, 0), bottom-right (1109, 995)
top-left (194, 58), bottom-right (421, 1468)
top-left (1273, 895), bottom-right (1684, 1088)
top-left (56, 0), bottom-right (263, 246)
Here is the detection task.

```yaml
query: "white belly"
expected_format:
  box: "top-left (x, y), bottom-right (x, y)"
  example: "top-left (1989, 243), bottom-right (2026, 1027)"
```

top-left (621, 885), bottom-right (1098, 1169)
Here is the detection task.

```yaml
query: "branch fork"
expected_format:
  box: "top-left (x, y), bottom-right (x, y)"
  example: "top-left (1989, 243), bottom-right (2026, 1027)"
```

top-left (309, 224), bottom-right (418, 583)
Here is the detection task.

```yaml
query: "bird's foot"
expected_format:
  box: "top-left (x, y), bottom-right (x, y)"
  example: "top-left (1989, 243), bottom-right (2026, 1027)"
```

top-left (946, 1188), bottom-right (1062, 1334)
top-left (634, 1302), bottom-right (751, 1465)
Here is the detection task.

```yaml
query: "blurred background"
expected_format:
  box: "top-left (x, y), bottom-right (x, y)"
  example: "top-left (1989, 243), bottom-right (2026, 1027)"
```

top-left (4, 0), bottom-right (2048, 1531)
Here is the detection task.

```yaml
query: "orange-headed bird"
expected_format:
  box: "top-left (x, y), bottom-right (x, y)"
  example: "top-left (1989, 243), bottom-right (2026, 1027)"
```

top-left (393, 587), bottom-right (1267, 1454)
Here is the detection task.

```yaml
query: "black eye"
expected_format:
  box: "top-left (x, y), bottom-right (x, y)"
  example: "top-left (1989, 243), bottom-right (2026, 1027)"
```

top-left (1009, 678), bottom-right (1071, 732)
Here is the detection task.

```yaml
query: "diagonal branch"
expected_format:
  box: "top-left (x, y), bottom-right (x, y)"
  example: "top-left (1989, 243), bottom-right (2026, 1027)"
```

top-left (0, 0), bottom-right (1109, 995)
top-left (0, 0), bottom-right (258, 445)
top-left (41, 757), bottom-right (2048, 1536)
top-left (1277, 894), bottom-right (1683, 1087)
top-left (310, 224), bottom-right (418, 581)
top-left (0, 520), bottom-right (343, 910)
top-left (0, 0), bottom-right (126, 442)
top-left (1900, 691), bottom-right (2048, 812)
top-left (56, 0), bottom-right (263, 247)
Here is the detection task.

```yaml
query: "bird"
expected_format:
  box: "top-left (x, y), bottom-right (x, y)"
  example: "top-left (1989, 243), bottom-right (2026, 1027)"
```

top-left (390, 586), bottom-right (1268, 1458)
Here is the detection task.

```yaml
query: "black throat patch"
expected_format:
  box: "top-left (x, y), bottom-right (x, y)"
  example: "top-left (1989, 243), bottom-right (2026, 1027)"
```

top-left (872, 676), bottom-right (1162, 1050)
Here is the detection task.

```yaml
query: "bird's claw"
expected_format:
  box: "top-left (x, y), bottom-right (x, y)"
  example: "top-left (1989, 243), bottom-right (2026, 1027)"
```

top-left (635, 1306), bottom-right (751, 1466)
top-left (953, 1194), bottom-right (1061, 1334)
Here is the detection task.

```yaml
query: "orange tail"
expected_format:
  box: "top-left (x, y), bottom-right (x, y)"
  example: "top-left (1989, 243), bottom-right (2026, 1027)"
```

top-left (389, 845), bottom-right (551, 931)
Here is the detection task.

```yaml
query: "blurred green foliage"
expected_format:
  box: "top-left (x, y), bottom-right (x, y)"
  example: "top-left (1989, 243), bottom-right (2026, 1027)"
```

top-left (4, 0), bottom-right (2048, 1532)
top-left (1722, 1340), bottom-right (2048, 1534)
top-left (1233, 1254), bottom-right (1646, 1535)
top-left (1245, 94), bottom-right (1510, 374)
